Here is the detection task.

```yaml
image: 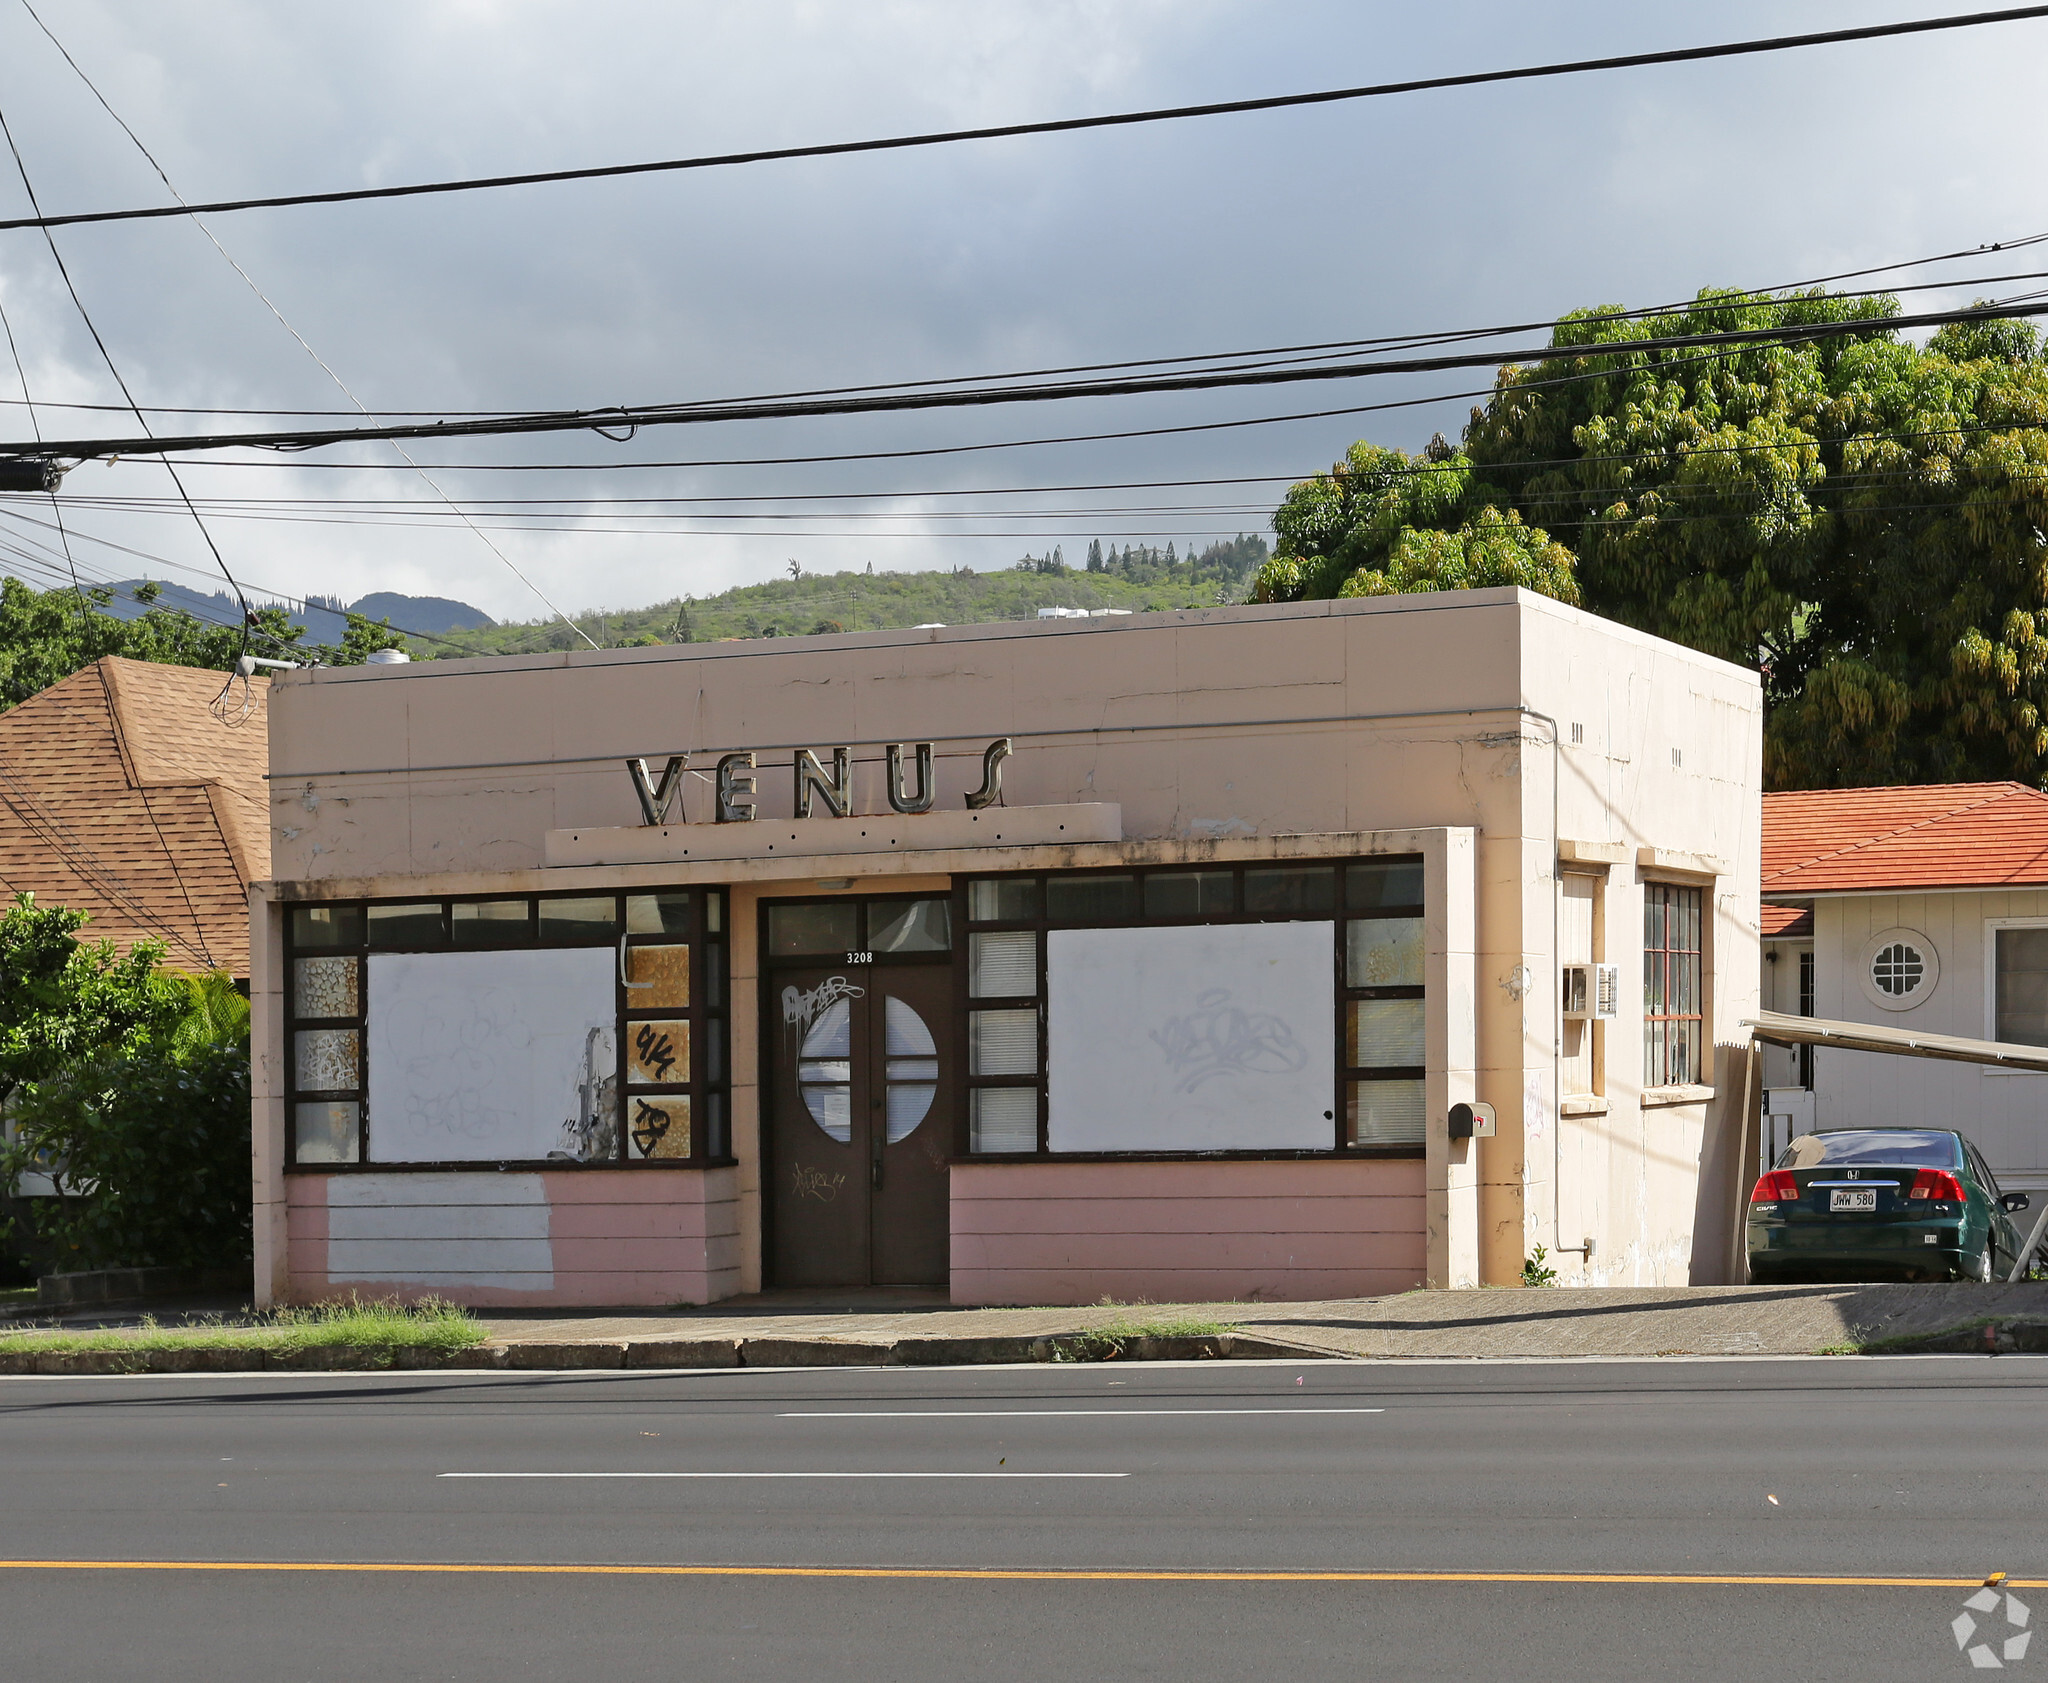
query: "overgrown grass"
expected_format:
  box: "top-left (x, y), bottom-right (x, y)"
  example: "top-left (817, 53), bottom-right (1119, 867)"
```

top-left (1050, 1313), bottom-right (1242, 1361)
top-left (0, 1294), bottom-right (486, 1355)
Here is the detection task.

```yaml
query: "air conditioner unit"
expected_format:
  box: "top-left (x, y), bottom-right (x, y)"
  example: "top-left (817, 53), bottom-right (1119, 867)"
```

top-left (1562, 962), bottom-right (1620, 1021)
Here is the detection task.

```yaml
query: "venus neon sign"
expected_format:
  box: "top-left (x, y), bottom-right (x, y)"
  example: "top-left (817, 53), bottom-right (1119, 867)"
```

top-left (626, 738), bottom-right (1012, 826)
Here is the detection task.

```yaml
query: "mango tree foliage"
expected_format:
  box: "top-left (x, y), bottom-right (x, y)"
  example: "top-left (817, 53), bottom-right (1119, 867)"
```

top-left (1255, 291), bottom-right (2048, 788)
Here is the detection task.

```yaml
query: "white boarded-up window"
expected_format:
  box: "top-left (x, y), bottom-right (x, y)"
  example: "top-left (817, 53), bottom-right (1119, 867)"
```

top-left (1046, 922), bottom-right (1335, 1152)
top-left (367, 948), bottom-right (616, 1163)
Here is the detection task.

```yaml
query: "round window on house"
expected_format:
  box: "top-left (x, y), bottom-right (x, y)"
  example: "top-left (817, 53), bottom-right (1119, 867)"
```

top-left (1860, 926), bottom-right (1939, 1011)
top-left (1871, 942), bottom-right (1923, 997)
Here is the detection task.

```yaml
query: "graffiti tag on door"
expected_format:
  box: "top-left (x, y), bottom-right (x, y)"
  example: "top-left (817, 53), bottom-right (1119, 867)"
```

top-left (792, 1163), bottom-right (847, 1202)
top-left (782, 976), bottom-right (865, 1040)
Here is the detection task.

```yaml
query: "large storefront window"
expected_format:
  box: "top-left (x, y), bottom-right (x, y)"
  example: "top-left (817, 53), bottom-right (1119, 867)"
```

top-left (285, 890), bottom-right (730, 1169)
top-left (961, 856), bottom-right (1426, 1156)
top-left (1643, 882), bottom-right (1703, 1088)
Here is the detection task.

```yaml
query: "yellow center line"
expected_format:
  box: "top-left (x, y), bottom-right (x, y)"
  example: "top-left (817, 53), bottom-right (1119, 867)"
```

top-left (0, 1560), bottom-right (2026, 1588)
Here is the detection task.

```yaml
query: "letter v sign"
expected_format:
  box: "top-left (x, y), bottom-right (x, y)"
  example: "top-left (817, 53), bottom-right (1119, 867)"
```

top-left (626, 755), bottom-right (688, 825)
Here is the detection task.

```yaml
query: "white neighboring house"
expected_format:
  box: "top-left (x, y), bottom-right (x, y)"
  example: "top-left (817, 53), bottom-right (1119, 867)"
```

top-left (1762, 782), bottom-right (2048, 1192)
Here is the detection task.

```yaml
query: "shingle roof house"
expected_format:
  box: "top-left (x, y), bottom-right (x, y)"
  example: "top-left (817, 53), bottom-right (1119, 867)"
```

top-left (0, 657), bottom-right (268, 976)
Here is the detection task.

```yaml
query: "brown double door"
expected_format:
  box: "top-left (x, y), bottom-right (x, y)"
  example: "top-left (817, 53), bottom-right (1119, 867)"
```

top-left (767, 950), bottom-right (953, 1287)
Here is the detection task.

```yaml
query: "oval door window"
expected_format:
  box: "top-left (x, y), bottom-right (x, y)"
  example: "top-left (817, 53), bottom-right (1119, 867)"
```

top-left (884, 995), bottom-right (938, 1143)
top-left (799, 997), bottom-right (853, 1143)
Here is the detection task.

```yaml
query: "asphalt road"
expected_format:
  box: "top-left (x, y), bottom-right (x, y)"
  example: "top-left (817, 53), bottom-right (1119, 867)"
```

top-left (3, 1356), bottom-right (2044, 1681)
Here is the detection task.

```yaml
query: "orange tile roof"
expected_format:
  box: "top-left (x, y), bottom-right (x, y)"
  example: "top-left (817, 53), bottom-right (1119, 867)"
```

top-left (0, 657), bottom-right (268, 975)
top-left (1761, 903), bottom-right (1813, 938)
top-left (1762, 782), bottom-right (2048, 897)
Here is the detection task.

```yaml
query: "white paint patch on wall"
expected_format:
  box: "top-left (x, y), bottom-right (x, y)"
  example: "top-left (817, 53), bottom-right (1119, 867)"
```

top-left (1046, 921), bottom-right (1335, 1152)
top-left (367, 947), bottom-right (614, 1162)
top-left (326, 1172), bottom-right (552, 1289)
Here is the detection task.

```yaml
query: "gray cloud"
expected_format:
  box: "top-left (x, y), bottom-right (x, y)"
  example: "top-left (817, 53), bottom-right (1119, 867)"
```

top-left (0, 0), bottom-right (2043, 626)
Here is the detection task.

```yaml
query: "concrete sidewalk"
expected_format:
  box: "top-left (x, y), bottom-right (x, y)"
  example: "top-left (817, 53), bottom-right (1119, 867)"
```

top-left (477, 1281), bottom-right (2048, 1364)
top-left (10, 1282), bottom-right (2048, 1374)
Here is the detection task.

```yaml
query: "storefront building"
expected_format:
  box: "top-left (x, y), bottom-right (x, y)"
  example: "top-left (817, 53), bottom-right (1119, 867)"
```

top-left (251, 586), bottom-right (1761, 1306)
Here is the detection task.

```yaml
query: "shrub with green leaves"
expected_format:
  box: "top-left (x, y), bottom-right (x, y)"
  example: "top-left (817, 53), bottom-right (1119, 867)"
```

top-left (2, 894), bottom-right (252, 1273)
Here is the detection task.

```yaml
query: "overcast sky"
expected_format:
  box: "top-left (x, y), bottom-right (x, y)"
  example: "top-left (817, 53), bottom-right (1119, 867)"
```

top-left (0, 0), bottom-right (2043, 633)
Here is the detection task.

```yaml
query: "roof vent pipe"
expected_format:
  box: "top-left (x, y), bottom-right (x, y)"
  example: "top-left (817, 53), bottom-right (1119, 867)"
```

top-left (365, 648), bottom-right (411, 665)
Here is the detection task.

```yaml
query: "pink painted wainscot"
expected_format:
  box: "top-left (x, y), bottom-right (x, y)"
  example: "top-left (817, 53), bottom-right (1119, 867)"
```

top-left (286, 1168), bottom-right (741, 1307)
top-left (948, 1157), bottom-right (1425, 1306)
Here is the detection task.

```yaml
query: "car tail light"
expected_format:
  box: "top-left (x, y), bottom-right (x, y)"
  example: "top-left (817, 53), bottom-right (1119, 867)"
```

top-left (1751, 1170), bottom-right (1800, 1203)
top-left (1908, 1169), bottom-right (1965, 1201)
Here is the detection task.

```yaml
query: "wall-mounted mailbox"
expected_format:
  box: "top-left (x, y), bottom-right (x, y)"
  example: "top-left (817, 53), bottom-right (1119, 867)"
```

top-left (1448, 1101), bottom-right (1497, 1139)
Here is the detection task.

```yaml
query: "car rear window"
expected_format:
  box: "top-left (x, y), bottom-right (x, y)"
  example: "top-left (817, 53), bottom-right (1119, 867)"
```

top-left (1780, 1130), bottom-right (1962, 1169)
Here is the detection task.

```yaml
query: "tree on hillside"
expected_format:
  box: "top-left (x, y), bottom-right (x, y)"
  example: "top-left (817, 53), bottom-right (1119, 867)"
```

top-left (1254, 290), bottom-right (2048, 789)
top-left (0, 578), bottom-right (407, 713)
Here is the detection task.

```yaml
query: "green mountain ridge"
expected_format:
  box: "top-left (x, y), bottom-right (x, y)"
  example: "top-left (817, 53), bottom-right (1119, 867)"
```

top-left (417, 537), bottom-right (1270, 658)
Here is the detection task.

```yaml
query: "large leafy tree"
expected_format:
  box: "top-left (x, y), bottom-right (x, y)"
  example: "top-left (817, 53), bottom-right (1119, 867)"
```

top-left (1254, 290), bottom-right (2048, 788)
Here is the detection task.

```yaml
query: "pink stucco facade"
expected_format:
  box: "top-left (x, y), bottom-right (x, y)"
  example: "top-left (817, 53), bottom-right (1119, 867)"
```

top-left (950, 1158), bottom-right (1426, 1305)
top-left (285, 1167), bottom-right (740, 1307)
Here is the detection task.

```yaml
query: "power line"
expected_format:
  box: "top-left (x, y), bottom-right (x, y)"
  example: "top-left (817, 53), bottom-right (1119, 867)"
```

top-left (4, 7), bottom-right (2045, 233)
top-left (3, 241), bottom-right (2044, 428)
top-left (8, 296), bottom-right (2033, 461)
top-left (0, 501), bottom-right (485, 654)
top-left (14, 0), bottom-right (598, 650)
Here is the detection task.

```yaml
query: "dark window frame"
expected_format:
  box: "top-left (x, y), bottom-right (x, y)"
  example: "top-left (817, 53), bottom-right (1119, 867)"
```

top-left (283, 888), bottom-right (731, 1173)
top-left (956, 857), bottom-right (1427, 1162)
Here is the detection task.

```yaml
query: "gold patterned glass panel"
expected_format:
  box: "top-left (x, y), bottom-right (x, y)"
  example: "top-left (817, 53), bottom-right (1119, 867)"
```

top-left (295, 1028), bottom-right (360, 1092)
top-left (1347, 917), bottom-right (1424, 988)
top-left (628, 1094), bottom-right (691, 1159)
top-left (627, 1018), bottom-right (691, 1085)
top-left (624, 943), bottom-right (689, 1008)
top-left (293, 956), bottom-right (358, 1021)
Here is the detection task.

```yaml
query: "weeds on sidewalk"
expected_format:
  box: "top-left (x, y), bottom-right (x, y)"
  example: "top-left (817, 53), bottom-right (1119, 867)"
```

top-left (1049, 1313), bottom-right (1242, 1361)
top-left (0, 1294), bottom-right (486, 1356)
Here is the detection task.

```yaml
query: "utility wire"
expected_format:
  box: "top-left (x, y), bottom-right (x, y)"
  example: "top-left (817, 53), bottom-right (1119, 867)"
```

top-left (2, 6), bottom-right (2045, 233)
top-left (0, 272), bottom-right (88, 623)
top-left (0, 239), bottom-right (2044, 423)
top-left (9, 296), bottom-right (2036, 461)
top-left (16, 0), bottom-right (597, 649)
top-left (0, 499), bottom-right (483, 654)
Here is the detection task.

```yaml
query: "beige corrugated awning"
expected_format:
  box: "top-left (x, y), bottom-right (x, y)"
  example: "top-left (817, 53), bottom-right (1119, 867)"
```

top-left (1742, 1010), bottom-right (2048, 1072)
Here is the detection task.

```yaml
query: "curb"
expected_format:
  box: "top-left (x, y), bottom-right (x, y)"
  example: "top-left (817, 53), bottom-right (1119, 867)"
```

top-left (0, 1328), bottom-right (1312, 1376)
top-left (1851, 1317), bottom-right (2048, 1355)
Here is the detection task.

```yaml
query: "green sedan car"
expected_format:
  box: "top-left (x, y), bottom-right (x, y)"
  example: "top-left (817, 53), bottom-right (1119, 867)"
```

top-left (1747, 1128), bottom-right (2033, 1284)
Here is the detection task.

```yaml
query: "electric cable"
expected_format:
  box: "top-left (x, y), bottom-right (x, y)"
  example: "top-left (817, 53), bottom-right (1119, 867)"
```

top-left (0, 241), bottom-right (2043, 426)
top-left (2, 6), bottom-right (2043, 233)
top-left (7, 295), bottom-right (2032, 461)
top-left (16, 0), bottom-right (596, 649)
top-left (0, 278), bottom-right (89, 626)
top-left (0, 500), bottom-right (483, 654)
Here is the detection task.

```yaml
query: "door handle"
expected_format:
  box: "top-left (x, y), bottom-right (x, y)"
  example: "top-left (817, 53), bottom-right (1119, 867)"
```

top-left (619, 936), bottom-right (652, 989)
